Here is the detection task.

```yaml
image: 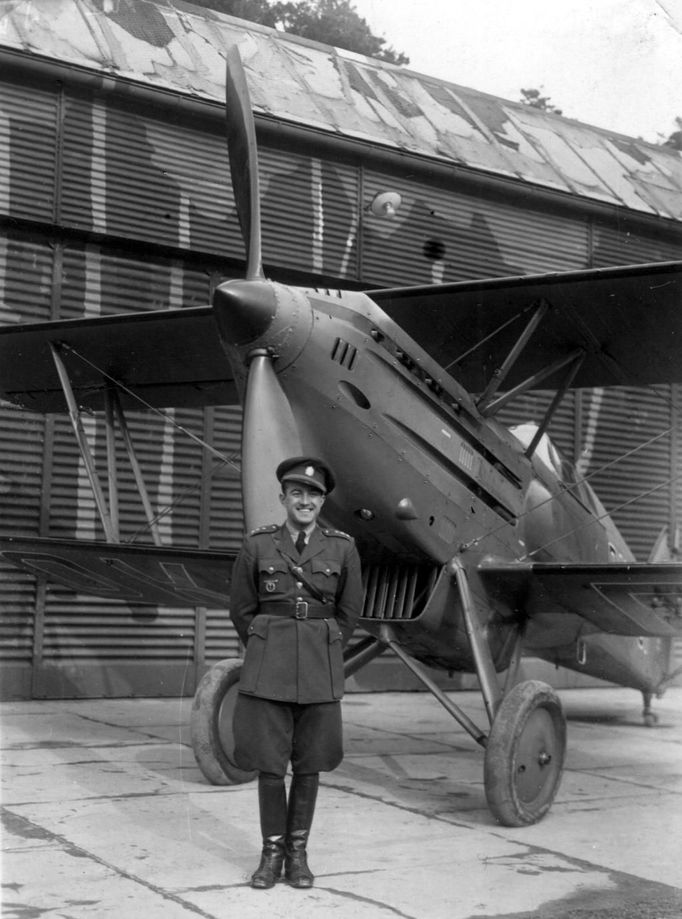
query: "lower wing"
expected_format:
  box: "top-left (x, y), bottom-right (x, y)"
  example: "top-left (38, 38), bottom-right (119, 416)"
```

top-left (0, 536), bottom-right (235, 608)
top-left (480, 558), bottom-right (682, 637)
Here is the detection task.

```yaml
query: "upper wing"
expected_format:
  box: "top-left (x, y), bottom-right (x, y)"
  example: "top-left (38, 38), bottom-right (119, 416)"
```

top-left (0, 306), bottom-right (238, 413)
top-left (369, 260), bottom-right (682, 392)
top-left (0, 536), bottom-right (235, 608)
top-left (479, 557), bottom-right (682, 637)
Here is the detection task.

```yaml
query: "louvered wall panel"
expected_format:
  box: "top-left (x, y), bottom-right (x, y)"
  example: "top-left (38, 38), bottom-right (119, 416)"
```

top-left (0, 234), bottom-right (53, 323)
top-left (151, 407), bottom-right (204, 548)
top-left (42, 591), bottom-right (195, 660)
top-left (206, 406), bottom-right (244, 551)
top-left (0, 407), bottom-right (41, 662)
top-left (360, 169), bottom-right (589, 287)
top-left (0, 408), bottom-right (44, 535)
top-left (61, 93), bottom-right (244, 256)
top-left (0, 559), bottom-right (35, 663)
top-left (318, 159), bottom-right (360, 279)
top-left (59, 244), bottom-right (211, 318)
top-left (203, 405), bottom-right (244, 663)
top-left (259, 147), bottom-right (316, 274)
top-left (592, 223), bottom-right (680, 267)
top-left (585, 387), bottom-right (672, 561)
top-left (60, 92), bottom-right (99, 232)
top-left (0, 233), bottom-right (52, 673)
top-left (44, 409), bottom-right (200, 669)
top-left (48, 416), bottom-right (99, 540)
top-left (0, 77), bottom-right (57, 221)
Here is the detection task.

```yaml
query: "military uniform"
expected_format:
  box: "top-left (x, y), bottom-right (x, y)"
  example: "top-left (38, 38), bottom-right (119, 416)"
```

top-left (231, 522), bottom-right (363, 772)
top-left (230, 455), bottom-right (363, 891)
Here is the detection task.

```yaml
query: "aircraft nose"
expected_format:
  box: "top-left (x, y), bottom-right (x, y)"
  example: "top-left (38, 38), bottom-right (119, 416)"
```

top-left (212, 279), bottom-right (277, 346)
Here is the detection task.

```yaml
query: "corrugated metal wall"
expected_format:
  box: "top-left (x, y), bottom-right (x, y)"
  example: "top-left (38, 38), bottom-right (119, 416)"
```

top-left (1, 67), bottom-right (680, 698)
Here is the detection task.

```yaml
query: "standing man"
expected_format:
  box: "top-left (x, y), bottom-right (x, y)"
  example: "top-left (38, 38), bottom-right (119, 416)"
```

top-left (230, 456), bottom-right (363, 890)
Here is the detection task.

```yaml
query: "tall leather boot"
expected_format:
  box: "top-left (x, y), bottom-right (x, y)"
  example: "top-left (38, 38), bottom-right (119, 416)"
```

top-left (285, 772), bottom-right (319, 889)
top-left (251, 772), bottom-right (287, 889)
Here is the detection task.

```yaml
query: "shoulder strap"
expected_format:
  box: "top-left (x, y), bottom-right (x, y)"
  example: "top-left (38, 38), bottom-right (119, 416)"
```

top-left (275, 545), bottom-right (328, 605)
top-left (250, 524), bottom-right (278, 535)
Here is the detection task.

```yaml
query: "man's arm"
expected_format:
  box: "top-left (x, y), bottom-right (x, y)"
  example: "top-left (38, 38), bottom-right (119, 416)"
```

top-left (229, 541), bottom-right (259, 646)
top-left (335, 540), bottom-right (364, 646)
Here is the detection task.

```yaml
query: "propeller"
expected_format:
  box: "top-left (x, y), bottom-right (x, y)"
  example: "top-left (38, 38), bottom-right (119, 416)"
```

top-left (219, 45), bottom-right (303, 530)
top-left (224, 44), bottom-right (264, 282)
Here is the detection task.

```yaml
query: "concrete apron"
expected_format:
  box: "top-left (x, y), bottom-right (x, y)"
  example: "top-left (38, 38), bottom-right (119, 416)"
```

top-left (2, 687), bottom-right (682, 919)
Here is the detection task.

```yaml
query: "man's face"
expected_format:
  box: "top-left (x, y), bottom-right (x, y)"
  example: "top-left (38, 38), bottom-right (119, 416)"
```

top-left (280, 482), bottom-right (325, 529)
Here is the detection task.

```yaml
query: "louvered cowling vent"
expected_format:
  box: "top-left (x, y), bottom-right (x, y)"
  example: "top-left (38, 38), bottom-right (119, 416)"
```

top-left (361, 563), bottom-right (439, 620)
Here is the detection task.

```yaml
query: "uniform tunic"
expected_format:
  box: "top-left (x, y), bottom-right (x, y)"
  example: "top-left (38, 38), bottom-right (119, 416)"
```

top-left (230, 523), bottom-right (363, 773)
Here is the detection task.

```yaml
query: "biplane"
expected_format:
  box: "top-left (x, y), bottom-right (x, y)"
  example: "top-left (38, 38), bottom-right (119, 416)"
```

top-left (1, 46), bottom-right (681, 827)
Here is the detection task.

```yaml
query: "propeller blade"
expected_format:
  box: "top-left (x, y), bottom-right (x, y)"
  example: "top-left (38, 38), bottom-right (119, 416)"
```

top-left (224, 44), bottom-right (264, 281)
top-left (241, 353), bottom-right (302, 531)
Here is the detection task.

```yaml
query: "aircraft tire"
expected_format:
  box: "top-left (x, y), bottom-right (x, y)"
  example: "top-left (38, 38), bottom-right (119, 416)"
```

top-left (190, 658), bottom-right (257, 786)
top-left (484, 680), bottom-right (566, 827)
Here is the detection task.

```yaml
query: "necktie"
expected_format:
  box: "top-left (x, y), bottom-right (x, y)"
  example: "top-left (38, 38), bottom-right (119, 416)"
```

top-left (295, 530), bottom-right (306, 554)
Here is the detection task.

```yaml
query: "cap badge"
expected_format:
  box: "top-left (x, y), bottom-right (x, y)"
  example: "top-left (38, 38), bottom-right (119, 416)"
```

top-left (305, 465), bottom-right (315, 477)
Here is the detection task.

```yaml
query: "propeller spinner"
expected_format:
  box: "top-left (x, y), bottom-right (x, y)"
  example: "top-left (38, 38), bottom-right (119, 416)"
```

top-left (215, 46), bottom-right (303, 530)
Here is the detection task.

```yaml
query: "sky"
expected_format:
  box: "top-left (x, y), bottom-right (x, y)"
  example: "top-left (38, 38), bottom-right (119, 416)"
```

top-left (350, 0), bottom-right (682, 143)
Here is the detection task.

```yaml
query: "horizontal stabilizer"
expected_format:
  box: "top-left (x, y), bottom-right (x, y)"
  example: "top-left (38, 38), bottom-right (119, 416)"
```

top-left (0, 307), bottom-right (238, 413)
top-left (479, 558), bottom-right (682, 637)
top-left (370, 260), bottom-right (682, 392)
top-left (0, 536), bottom-right (235, 608)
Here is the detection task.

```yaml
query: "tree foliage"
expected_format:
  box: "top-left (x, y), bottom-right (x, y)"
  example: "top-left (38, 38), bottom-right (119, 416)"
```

top-left (189, 0), bottom-right (408, 64)
top-left (271, 0), bottom-right (408, 63)
top-left (662, 117), bottom-right (682, 152)
top-left (519, 87), bottom-right (563, 116)
top-left (190, 0), bottom-right (277, 24)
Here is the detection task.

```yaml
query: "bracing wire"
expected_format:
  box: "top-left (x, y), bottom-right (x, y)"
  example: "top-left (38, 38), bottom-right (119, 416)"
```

top-left (62, 344), bottom-right (243, 541)
top-left (461, 424), bottom-right (677, 555)
top-left (522, 469), bottom-right (682, 561)
top-left (62, 343), bottom-right (240, 470)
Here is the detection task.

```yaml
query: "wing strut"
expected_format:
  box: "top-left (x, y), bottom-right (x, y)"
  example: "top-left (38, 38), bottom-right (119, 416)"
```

top-left (520, 351), bottom-right (586, 459)
top-left (108, 386), bottom-right (163, 546)
top-left (49, 343), bottom-right (164, 546)
top-left (477, 301), bottom-right (548, 413)
top-left (51, 343), bottom-right (118, 543)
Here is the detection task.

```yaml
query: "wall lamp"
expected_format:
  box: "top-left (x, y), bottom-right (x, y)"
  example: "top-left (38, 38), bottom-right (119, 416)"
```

top-left (368, 191), bottom-right (402, 218)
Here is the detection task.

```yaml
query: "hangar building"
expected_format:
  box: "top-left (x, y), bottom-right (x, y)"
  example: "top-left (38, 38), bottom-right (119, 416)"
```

top-left (0, 0), bottom-right (680, 699)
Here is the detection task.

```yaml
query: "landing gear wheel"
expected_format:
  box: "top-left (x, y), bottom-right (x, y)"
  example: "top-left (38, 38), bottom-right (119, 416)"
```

top-left (484, 680), bottom-right (566, 827)
top-left (191, 658), bottom-right (257, 786)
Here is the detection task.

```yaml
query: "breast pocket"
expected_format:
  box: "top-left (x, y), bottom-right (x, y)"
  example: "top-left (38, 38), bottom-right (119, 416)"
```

top-left (258, 558), bottom-right (289, 599)
top-left (311, 559), bottom-right (341, 602)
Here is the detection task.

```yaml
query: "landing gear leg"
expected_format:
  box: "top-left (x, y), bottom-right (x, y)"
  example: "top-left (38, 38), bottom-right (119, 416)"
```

top-left (451, 558), bottom-right (566, 826)
top-left (642, 691), bottom-right (659, 727)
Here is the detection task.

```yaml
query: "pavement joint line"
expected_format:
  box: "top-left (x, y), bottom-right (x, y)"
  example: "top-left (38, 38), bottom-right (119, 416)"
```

top-left (321, 778), bottom-right (682, 901)
top-left (2, 785), bottom-right (246, 807)
top-left (481, 829), bottom-right (682, 898)
top-left (322, 778), bottom-right (486, 830)
top-left (575, 768), bottom-right (682, 794)
top-left (322, 885), bottom-right (418, 919)
top-left (1, 806), bottom-right (222, 918)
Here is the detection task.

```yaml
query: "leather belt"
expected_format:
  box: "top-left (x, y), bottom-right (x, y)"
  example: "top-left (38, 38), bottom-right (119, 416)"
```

top-left (261, 601), bottom-right (332, 620)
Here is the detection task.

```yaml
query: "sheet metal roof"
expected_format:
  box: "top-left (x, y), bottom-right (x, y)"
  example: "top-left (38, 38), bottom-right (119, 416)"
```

top-left (1, 0), bottom-right (681, 221)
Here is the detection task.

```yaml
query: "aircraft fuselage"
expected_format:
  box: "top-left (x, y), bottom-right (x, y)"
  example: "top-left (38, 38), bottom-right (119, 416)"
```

top-left (214, 281), bottom-right (670, 691)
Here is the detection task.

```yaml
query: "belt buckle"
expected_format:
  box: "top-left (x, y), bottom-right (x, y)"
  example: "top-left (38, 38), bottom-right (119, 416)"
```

top-left (294, 600), bottom-right (309, 619)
